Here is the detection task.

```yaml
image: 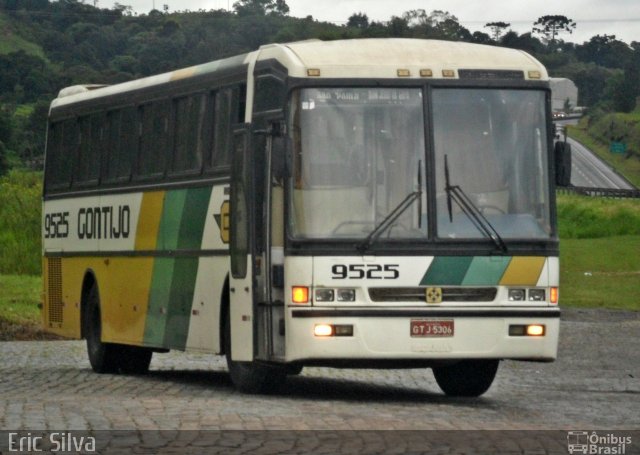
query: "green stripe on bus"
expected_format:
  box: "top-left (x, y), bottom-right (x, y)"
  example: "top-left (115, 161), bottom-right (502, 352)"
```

top-left (144, 257), bottom-right (174, 347)
top-left (177, 187), bottom-right (212, 250)
top-left (144, 187), bottom-right (213, 350)
top-left (420, 256), bottom-right (474, 286)
top-left (162, 257), bottom-right (200, 349)
top-left (461, 256), bottom-right (511, 286)
top-left (157, 190), bottom-right (188, 251)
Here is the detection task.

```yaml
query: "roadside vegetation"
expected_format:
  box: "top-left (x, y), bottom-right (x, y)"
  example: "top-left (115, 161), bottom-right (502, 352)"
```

top-left (567, 107), bottom-right (640, 188)
top-left (0, 169), bottom-right (41, 275)
top-left (557, 195), bottom-right (640, 310)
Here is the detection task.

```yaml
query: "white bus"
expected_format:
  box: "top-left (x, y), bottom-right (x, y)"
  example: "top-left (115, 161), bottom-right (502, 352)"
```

top-left (43, 38), bottom-right (561, 396)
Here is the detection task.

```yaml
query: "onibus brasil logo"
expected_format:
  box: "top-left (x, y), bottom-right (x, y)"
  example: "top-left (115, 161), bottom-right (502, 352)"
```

top-left (567, 431), bottom-right (632, 454)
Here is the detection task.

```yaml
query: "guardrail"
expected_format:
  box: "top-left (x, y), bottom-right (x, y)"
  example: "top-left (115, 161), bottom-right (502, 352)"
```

top-left (557, 186), bottom-right (640, 199)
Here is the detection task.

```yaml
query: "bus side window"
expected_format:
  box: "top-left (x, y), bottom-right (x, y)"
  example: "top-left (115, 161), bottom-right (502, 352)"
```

top-left (104, 108), bottom-right (134, 184)
top-left (138, 100), bottom-right (170, 180)
top-left (46, 119), bottom-right (77, 189)
top-left (172, 94), bottom-right (206, 176)
top-left (209, 89), bottom-right (232, 169)
top-left (74, 115), bottom-right (101, 187)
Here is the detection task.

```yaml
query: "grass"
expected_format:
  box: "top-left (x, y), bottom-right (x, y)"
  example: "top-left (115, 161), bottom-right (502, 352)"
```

top-left (0, 170), bottom-right (42, 276)
top-left (557, 194), bottom-right (640, 238)
top-left (560, 236), bottom-right (640, 310)
top-left (0, 274), bottom-right (59, 340)
top-left (0, 12), bottom-right (47, 59)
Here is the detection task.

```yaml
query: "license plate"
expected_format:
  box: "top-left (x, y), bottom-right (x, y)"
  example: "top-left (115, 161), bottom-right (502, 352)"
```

top-left (410, 319), bottom-right (454, 337)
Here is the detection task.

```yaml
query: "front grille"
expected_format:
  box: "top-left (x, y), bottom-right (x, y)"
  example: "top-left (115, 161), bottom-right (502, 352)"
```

top-left (47, 258), bottom-right (63, 324)
top-left (369, 287), bottom-right (497, 303)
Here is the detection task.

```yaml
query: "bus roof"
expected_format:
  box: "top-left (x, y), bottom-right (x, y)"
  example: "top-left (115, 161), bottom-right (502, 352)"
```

top-left (260, 38), bottom-right (548, 80)
top-left (51, 38), bottom-right (547, 109)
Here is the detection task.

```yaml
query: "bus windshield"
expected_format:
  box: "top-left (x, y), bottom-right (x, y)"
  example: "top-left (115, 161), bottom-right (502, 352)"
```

top-left (289, 87), bottom-right (427, 240)
top-left (288, 86), bottom-right (552, 242)
top-left (433, 88), bottom-right (551, 240)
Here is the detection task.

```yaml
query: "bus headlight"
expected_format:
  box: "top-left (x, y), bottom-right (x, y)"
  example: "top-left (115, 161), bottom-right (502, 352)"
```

top-left (528, 289), bottom-right (545, 301)
top-left (314, 288), bottom-right (335, 302)
top-left (337, 288), bottom-right (356, 302)
top-left (508, 289), bottom-right (526, 301)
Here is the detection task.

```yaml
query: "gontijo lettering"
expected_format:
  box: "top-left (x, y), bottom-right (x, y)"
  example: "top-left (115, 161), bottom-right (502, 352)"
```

top-left (78, 205), bottom-right (130, 240)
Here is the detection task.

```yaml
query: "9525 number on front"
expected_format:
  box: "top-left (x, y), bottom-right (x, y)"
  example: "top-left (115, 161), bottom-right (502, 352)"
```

top-left (331, 264), bottom-right (400, 280)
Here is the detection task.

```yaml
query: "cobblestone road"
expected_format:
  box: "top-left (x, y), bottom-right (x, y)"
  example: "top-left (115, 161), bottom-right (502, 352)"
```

top-left (0, 309), bottom-right (638, 453)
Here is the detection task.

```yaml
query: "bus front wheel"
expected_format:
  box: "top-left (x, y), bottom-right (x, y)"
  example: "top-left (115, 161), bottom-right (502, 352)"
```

top-left (224, 311), bottom-right (286, 394)
top-left (432, 359), bottom-right (499, 397)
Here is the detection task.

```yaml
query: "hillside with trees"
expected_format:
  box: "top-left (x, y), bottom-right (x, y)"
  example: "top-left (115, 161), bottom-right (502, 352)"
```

top-left (0, 0), bottom-right (638, 174)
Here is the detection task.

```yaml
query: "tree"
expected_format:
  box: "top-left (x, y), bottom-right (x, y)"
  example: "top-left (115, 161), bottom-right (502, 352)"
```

top-left (233, 0), bottom-right (289, 17)
top-left (576, 35), bottom-right (633, 69)
top-left (484, 21), bottom-right (510, 42)
top-left (532, 15), bottom-right (576, 44)
top-left (347, 12), bottom-right (369, 29)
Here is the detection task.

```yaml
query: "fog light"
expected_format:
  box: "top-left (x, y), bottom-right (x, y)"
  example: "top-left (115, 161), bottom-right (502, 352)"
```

top-left (337, 288), bottom-right (356, 302)
top-left (509, 324), bottom-right (546, 336)
top-left (526, 324), bottom-right (545, 336)
top-left (508, 289), bottom-right (526, 301)
top-left (315, 288), bottom-right (335, 302)
top-left (528, 289), bottom-right (545, 301)
top-left (314, 324), bottom-right (333, 337)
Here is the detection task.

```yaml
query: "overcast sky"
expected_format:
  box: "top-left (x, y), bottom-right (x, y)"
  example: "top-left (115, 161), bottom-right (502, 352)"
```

top-left (95, 0), bottom-right (639, 44)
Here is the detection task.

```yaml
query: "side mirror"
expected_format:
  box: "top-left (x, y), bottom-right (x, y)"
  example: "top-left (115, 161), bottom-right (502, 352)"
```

top-left (554, 141), bottom-right (572, 187)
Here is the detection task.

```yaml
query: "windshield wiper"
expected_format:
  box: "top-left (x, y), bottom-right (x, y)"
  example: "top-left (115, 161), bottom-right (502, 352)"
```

top-left (357, 190), bottom-right (421, 254)
top-left (444, 155), bottom-right (508, 254)
top-left (358, 161), bottom-right (423, 254)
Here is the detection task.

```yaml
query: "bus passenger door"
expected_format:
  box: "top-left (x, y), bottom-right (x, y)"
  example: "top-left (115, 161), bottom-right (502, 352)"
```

top-left (229, 126), bottom-right (254, 362)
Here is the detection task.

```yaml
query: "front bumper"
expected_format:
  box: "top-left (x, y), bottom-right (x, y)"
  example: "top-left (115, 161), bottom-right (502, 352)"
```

top-left (285, 307), bottom-right (560, 363)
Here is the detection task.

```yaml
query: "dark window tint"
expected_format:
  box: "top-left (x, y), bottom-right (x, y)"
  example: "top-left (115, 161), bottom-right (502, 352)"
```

top-left (138, 101), bottom-right (170, 178)
top-left (45, 120), bottom-right (76, 190)
top-left (211, 89), bottom-right (232, 168)
top-left (75, 116), bottom-right (100, 187)
top-left (105, 108), bottom-right (134, 183)
top-left (255, 76), bottom-right (285, 112)
top-left (173, 94), bottom-right (207, 174)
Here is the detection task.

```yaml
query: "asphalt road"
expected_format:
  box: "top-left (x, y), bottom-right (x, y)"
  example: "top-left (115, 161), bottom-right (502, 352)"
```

top-left (0, 309), bottom-right (638, 453)
top-left (555, 119), bottom-right (635, 189)
top-left (568, 137), bottom-right (635, 189)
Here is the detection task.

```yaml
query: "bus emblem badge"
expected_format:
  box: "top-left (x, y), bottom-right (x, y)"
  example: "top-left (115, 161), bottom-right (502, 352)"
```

top-left (426, 287), bottom-right (443, 304)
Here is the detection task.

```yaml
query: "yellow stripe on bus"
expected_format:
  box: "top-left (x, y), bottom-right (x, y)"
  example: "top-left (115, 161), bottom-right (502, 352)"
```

top-left (135, 191), bottom-right (165, 251)
top-left (499, 257), bottom-right (546, 286)
top-left (101, 257), bottom-right (155, 345)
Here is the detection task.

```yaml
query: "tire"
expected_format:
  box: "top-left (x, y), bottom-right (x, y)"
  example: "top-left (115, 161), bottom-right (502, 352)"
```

top-left (85, 283), bottom-right (152, 375)
top-left (432, 359), bottom-right (499, 397)
top-left (224, 310), bottom-right (286, 394)
top-left (85, 284), bottom-right (119, 374)
top-left (118, 345), bottom-right (152, 375)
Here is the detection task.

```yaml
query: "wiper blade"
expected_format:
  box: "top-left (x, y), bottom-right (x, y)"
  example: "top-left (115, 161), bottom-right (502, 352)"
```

top-left (444, 155), bottom-right (508, 254)
top-left (357, 190), bottom-right (421, 254)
